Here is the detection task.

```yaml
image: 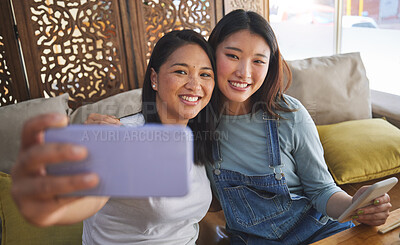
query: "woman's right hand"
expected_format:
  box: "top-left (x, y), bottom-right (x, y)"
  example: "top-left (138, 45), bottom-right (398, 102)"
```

top-left (11, 113), bottom-right (102, 227)
top-left (85, 113), bottom-right (122, 125)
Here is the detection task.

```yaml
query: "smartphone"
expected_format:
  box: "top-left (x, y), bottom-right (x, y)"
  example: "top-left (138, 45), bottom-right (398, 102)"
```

top-left (45, 124), bottom-right (193, 197)
top-left (337, 177), bottom-right (398, 222)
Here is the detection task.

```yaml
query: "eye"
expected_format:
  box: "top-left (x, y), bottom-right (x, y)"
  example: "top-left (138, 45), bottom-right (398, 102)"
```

top-left (226, 53), bottom-right (239, 60)
top-left (200, 72), bottom-right (213, 78)
top-left (174, 70), bottom-right (187, 75)
top-left (254, 59), bottom-right (267, 64)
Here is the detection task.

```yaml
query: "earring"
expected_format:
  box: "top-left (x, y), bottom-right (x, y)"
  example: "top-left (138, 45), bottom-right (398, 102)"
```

top-left (152, 84), bottom-right (156, 88)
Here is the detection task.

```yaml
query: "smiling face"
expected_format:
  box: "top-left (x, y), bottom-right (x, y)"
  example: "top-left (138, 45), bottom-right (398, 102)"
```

top-left (151, 43), bottom-right (215, 125)
top-left (215, 29), bottom-right (271, 115)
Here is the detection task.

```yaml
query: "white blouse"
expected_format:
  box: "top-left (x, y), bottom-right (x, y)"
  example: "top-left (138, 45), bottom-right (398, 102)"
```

top-left (82, 113), bottom-right (212, 244)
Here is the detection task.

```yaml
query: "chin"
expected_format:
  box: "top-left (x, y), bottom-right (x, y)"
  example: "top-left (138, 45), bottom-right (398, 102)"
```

top-left (185, 114), bottom-right (200, 121)
top-left (226, 95), bottom-right (250, 103)
top-left (179, 111), bottom-right (199, 121)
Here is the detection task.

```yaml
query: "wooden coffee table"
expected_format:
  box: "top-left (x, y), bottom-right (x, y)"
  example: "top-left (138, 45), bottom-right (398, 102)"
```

top-left (312, 208), bottom-right (400, 244)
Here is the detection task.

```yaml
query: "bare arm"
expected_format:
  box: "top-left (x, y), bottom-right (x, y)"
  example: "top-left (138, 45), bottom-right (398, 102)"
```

top-left (11, 113), bottom-right (109, 226)
top-left (326, 191), bottom-right (352, 219)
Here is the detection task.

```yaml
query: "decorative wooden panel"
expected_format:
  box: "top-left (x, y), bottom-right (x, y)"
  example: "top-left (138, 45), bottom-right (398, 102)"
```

top-left (142, 0), bottom-right (216, 61)
top-left (12, 0), bottom-right (133, 109)
top-left (0, 36), bottom-right (18, 106)
top-left (119, 0), bottom-right (147, 88)
top-left (0, 0), bottom-right (29, 107)
top-left (4, 0), bottom-right (225, 108)
top-left (224, 0), bottom-right (269, 19)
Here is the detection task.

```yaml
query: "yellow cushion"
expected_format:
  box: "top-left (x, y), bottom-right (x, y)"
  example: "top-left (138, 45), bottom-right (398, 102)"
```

top-left (0, 172), bottom-right (82, 244)
top-left (317, 118), bottom-right (400, 185)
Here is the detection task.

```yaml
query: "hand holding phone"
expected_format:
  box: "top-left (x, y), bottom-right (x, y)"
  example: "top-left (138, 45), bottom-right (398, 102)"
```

top-left (337, 177), bottom-right (398, 223)
top-left (45, 124), bottom-right (193, 198)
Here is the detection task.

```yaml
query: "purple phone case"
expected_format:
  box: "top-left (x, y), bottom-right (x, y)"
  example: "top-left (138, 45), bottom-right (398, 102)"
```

top-left (45, 124), bottom-right (193, 197)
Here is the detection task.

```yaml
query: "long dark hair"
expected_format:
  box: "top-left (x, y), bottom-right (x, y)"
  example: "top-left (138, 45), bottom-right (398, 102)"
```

top-left (142, 30), bottom-right (217, 165)
top-left (208, 9), bottom-right (293, 119)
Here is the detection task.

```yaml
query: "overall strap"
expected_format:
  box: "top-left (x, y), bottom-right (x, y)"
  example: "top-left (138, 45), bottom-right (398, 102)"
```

top-left (263, 112), bottom-right (284, 180)
top-left (212, 136), bottom-right (222, 175)
top-left (212, 139), bottom-right (222, 163)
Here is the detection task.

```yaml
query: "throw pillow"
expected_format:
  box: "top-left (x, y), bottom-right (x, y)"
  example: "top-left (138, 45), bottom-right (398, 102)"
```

top-left (0, 172), bottom-right (82, 244)
top-left (286, 52), bottom-right (372, 125)
top-left (317, 118), bottom-right (400, 185)
top-left (0, 93), bottom-right (70, 173)
top-left (69, 88), bottom-right (142, 124)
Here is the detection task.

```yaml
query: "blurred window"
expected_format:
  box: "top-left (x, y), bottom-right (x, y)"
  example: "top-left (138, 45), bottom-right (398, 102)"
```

top-left (269, 0), bottom-right (336, 60)
top-left (270, 0), bottom-right (400, 96)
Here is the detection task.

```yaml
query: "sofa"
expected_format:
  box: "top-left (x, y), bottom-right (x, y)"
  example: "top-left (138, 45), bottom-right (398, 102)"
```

top-left (1, 52), bottom-right (399, 244)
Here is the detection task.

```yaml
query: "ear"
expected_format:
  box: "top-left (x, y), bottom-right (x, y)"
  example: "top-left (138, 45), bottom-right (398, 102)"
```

top-left (150, 68), bottom-right (158, 91)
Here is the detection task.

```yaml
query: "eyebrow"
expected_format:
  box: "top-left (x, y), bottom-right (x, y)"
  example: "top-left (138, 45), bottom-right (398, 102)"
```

top-left (171, 63), bottom-right (213, 70)
top-left (224, 46), bottom-right (269, 59)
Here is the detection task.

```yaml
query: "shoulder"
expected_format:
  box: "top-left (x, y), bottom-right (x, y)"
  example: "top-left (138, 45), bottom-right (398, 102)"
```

top-left (119, 113), bottom-right (145, 127)
top-left (277, 94), bottom-right (311, 123)
top-left (277, 94), bottom-right (302, 110)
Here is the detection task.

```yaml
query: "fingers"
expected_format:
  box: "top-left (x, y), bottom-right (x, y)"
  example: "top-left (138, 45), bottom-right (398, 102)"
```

top-left (354, 209), bottom-right (390, 226)
top-left (20, 113), bottom-right (68, 151)
top-left (12, 173), bottom-right (99, 200)
top-left (354, 194), bottom-right (392, 226)
top-left (374, 193), bottom-right (391, 206)
top-left (85, 113), bottom-right (122, 125)
top-left (13, 143), bottom-right (88, 178)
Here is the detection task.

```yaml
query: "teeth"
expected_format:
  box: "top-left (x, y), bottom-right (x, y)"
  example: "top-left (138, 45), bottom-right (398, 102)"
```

top-left (181, 96), bottom-right (199, 102)
top-left (230, 82), bottom-right (248, 88)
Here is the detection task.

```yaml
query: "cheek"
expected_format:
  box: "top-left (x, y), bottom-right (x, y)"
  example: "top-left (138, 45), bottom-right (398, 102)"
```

top-left (254, 68), bottom-right (269, 86)
top-left (216, 57), bottom-right (232, 80)
top-left (160, 77), bottom-right (180, 92)
top-left (204, 82), bottom-right (215, 99)
top-left (198, 82), bottom-right (213, 105)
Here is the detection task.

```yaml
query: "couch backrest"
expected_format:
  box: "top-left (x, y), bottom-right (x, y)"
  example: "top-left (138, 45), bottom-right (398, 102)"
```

top-left (286, 52), bottom-right (371, 125)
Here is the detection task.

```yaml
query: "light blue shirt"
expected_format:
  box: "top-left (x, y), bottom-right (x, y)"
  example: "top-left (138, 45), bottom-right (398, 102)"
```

top-left (206, 95), bottom-right (342, 216)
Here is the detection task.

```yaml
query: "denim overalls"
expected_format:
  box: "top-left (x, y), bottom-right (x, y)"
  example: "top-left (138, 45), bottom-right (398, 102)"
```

top-left (211, 114), bottom-right (353, 244)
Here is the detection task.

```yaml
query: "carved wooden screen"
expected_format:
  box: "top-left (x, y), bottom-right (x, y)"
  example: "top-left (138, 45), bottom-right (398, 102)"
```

top-left (2, 0), bottom-right (225, 109)
top-left (142, 0), bottom-right (218, 61)
top-left (140, 0), bottom-right (268, 63)
top-left (224, 0), bottom-right (269, 18)
top-left (12, 0), bottom-right (137, 109)
top-left (0, 0), bottom-right (29, 106)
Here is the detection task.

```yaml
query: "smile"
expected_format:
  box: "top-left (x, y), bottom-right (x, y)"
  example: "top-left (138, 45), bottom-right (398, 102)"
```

top-left (180, 95), bottom-right (200, 102)
top-left (228, 81), bottom-right (250, 90)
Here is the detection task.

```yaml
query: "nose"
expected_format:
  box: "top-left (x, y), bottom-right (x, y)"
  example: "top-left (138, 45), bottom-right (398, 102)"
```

top-left (185, 75), bottom-right (202, 92)
top-left (235, 60), bottom-right (252, 79)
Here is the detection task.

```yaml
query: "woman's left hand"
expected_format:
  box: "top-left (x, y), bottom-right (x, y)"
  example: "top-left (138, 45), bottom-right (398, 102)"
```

top-left (85, 113), bottom-right (122, 125)
top-left (352, 186), bottom-right (392, 226)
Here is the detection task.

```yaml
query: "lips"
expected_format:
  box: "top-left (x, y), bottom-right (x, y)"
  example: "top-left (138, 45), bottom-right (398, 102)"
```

top-left (179, 95), bottom-right (201, 105)
top-left (180, 95), bottom-right (199, 102)
top-left (228, 80), bottom-right (251, 90)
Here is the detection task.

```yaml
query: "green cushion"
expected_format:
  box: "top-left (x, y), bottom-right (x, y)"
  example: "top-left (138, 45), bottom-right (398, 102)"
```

top-left (0, 172), bottom-right (82, 244)
top-left (317, 118), bottom-right (400, 185)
